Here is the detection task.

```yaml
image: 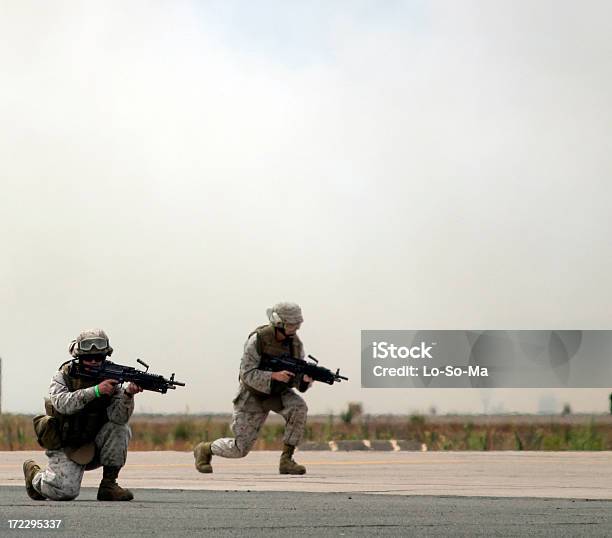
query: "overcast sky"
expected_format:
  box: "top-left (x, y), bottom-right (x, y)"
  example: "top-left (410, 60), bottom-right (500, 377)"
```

top-left (1, 1), bottom-right (611, 415)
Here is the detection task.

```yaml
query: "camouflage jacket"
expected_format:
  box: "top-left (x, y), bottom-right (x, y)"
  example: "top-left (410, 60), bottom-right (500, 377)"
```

top-left (49, 368), bottom-right (135, 425)
top-left (233, 333), bottom-right (311, 412)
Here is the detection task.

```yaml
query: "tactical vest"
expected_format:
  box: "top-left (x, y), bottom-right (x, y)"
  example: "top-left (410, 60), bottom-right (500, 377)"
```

top-left (249, 325), bottom-right (304, 395)
top-left (46, 361), bottom-right (112, 449)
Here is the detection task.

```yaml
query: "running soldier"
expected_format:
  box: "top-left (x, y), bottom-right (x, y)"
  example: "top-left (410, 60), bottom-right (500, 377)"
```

top-left (194, 302), bottom-right (312, 475)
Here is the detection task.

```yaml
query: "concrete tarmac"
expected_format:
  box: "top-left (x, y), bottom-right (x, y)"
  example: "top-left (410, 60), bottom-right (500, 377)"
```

top-left (1, 451), bottom-right (611, 536)
top-left (2, 450), bottom-right (611, 499)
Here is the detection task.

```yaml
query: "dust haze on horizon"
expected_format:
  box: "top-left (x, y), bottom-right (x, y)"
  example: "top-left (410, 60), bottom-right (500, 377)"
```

top-left (1, 1), bottom-right (611, 416)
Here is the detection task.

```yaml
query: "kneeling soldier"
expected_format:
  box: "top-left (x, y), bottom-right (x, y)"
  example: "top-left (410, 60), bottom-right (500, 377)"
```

top-left (24, 329), bottom-right (143, 501)
top-left (194, 302), bottom-right (312, 475)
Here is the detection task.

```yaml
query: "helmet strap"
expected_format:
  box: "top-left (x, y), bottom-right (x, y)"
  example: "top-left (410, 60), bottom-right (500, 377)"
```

top-left (275, 326), bottom-right (288, 339)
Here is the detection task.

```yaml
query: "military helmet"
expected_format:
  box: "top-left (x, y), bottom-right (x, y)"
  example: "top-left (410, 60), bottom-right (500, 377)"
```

top-left (266, 302), bottom-right (304, 327)
top-left (68, 328), bottom-right (114, 358)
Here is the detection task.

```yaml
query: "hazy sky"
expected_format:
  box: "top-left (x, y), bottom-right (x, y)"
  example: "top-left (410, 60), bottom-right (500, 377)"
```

top-left (1, 1), bottom-right (611, 415)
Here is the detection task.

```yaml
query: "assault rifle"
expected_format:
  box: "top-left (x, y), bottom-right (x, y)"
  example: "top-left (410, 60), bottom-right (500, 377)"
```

top-left (260, 354), bottom-right (348, 385)
top-left (70, 358), bottom-right (186, 394)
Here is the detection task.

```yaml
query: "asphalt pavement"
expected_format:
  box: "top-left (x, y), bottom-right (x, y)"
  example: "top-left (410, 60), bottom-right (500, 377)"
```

top-left (1, 451), bottom-right (611, 536)
top-left (2, 488), bottom-right (612, 537)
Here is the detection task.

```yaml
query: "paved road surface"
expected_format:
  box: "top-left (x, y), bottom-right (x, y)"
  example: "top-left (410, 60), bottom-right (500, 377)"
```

top-left (2, 488), bottom-right (611, 537)
top-left (1, 451), bottom-right (610, 536)
top-left (2, 451), bottom-right (611, 499)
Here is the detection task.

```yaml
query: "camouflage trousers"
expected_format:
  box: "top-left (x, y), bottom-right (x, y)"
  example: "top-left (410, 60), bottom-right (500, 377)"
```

top-left (32, 422), bottom-right (131, 501)
top-left (211, 390), bottom-right (308, 458)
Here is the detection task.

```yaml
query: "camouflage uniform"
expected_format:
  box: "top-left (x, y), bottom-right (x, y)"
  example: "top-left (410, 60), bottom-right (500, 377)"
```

top-left (211, 333), bottom-right (309, 458)
top-left (31, 369), bottom-right (134, 501)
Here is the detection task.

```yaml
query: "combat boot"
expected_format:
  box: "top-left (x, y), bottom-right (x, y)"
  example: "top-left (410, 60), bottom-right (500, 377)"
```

top-left (194, 441), bottom-right (213, 473)
top-left (23, 460), bottom-right (45, 500)
top-left (97, 466), bottom-right (134, 501)
top-left (279, 444), bottom-right (306, 475)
